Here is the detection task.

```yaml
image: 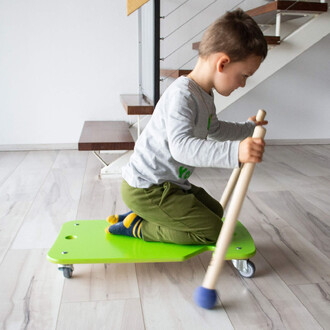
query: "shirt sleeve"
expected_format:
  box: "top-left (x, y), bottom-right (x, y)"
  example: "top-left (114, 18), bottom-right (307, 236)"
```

top-left (166, 89), bottom-right (241, 169)
top-left (208, 113), bottom-right (256, 141)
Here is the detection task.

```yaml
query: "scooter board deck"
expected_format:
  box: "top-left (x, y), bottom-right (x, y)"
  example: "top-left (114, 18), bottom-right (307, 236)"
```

top-left (47, 219), bottom-right (255, 265)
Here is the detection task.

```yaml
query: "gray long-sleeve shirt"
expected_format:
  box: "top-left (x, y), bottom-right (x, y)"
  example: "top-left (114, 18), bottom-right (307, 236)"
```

top-left (122, 76), bottom-right (255, 190)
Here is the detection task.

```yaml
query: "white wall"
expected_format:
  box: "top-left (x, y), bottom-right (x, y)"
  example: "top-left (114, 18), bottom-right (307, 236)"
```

top-left (218, 33), bottom-right (330, 143)
top-left (1, 0), bottom-right (329, 148)
top-left (0, 0), bottom-right (138, 148)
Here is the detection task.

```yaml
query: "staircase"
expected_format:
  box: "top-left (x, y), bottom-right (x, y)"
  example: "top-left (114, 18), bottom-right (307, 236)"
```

top-left (78, 0), bottom-right (328, 177)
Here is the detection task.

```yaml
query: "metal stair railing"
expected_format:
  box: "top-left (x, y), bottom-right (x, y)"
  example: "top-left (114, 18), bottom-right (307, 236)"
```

top-left (159, 0), bottom-right (247, 83)
top-left (158, 0), bottom-right (325, 84)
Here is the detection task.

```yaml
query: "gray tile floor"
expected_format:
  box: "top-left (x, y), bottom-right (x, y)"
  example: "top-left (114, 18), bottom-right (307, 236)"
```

top-left (0, 145), bottom-right (329, 329)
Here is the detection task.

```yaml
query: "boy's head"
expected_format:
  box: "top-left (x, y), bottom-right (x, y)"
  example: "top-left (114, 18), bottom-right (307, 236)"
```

top-left (199, 8), bottom-right (267, 62)
top-left (190, 9), bottom-right (267, 96)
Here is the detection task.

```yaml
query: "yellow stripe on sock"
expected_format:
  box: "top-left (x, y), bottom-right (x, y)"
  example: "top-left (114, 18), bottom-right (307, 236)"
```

top-left (137, 221), bottom-right (142, 239)
top-left (123, 213), bottom-right (137, 228)
top-left (132, 219), bottom-right (142, 238)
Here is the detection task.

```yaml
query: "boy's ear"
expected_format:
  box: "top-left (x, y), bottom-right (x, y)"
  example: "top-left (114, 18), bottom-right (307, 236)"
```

top-left (216, 54), bottom-right (230, 73)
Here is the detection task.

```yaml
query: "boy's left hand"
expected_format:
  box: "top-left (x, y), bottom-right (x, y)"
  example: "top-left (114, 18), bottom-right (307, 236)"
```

top-left (248, 116), bottom-right (268, 126)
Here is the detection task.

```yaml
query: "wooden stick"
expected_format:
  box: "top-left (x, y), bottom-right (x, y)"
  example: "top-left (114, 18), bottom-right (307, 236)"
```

top-left (202, 111), bottom-right (266, 289)
top-left (220, 167), bottom-right (241, 211)
top-left (219, 109), bottom-right (266, 211)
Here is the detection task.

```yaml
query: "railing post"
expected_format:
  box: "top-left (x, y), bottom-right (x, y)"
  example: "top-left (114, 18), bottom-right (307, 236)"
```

top-left (154, 0), bottom-right (160, 105)
top-left (275, 12), bottom-right (281, 37)
top-left (138, 9), bottom-right (142, 95)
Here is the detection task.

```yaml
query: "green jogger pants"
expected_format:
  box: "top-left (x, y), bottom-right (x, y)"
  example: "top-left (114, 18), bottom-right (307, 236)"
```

top-left (121, 180), bottom-right (223, 245)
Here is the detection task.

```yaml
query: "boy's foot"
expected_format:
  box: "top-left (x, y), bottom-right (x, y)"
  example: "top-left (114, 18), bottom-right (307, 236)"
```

top-left (106, 210), bottom-right (133, 225)
top-left (105, 213), bottom-right (143, 239)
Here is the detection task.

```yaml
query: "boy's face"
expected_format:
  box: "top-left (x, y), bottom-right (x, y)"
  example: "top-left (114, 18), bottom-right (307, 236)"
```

top-left (214, 55), bottom-right (262, 96)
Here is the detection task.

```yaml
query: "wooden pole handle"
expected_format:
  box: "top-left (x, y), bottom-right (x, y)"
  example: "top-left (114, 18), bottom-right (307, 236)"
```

top-left (256, 109), bottom-right (266, 123)
top-left (202, 112), bottom-right (266, 289)
top-left (220, 168), bottom-right (241, 210)
top-left (219, 109), bottom-right (266, 210)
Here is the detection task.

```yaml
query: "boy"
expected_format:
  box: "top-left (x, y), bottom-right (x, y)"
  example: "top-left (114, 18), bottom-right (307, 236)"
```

top-left (105, 9), bottom-right (268, 245)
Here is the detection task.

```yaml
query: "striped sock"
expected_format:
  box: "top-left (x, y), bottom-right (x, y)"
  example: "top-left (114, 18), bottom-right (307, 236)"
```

top-left (106, 210), bottom-right (133, 225)
top-left (105, 213), bottom-right (143, 239)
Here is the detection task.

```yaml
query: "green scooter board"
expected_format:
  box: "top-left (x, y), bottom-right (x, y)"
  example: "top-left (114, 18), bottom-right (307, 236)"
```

top-left (47, 219), bottom-right (256, 278)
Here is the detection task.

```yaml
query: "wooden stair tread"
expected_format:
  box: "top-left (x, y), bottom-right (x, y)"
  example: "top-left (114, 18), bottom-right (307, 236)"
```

top-left (263, 36), bottom-right (280, 45)
top-left (246, 1), bottom-right (328, 25)
top-left (78, 121), bottom-right (135, 151)
top-left (160, 69), bottom-right (192, 79)
top-left (120, 94), bottom-right (154, 115)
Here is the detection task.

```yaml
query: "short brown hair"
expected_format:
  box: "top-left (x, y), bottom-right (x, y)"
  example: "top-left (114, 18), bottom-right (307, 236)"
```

top-left (199, 9), bottom-right (267, 62)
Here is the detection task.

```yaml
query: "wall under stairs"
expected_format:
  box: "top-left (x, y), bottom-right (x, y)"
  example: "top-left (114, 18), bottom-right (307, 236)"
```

top-left (218, 32), bottom-right (330, 143)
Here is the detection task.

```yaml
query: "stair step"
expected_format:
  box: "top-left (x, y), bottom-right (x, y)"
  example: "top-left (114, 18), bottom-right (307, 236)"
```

top-left (192, 35), bottom-right (280, 50)
top-left (160, 69), bottom-right (192, 79)
top-left (246, 1), bottom-right (328, 25)
top-left (78, 121), bottom-right (135, 151)
top-left (263, 36), bottom-right (280, 45)
top-left (120, 94), bottom-right (154, 115)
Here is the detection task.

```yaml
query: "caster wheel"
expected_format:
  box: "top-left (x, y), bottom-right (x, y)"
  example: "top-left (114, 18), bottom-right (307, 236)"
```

top-left (62, 267), bottom-right (73, 278)
top-left (238, 260), bottom-right (255, 278)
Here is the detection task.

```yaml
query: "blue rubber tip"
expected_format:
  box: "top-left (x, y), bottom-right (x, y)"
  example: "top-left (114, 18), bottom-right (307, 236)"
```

top-left (194, 286), bottom-right (217, 309)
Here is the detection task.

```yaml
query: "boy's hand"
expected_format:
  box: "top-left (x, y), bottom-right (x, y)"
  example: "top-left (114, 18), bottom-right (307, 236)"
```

top-left (248, 116), bottom-right (268, 126)
top-left (239, 137), bottom-right (265, 164)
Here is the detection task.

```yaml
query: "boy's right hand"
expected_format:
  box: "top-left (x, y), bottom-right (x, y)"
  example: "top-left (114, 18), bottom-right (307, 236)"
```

top-left (239, 137), bottom-right (265, 164)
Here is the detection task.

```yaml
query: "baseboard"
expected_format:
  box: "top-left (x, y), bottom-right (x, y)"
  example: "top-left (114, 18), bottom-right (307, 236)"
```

top-left (265, 139), bottom-right (330, 145)
top-left (0, 143), bottom-right (78, 151)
